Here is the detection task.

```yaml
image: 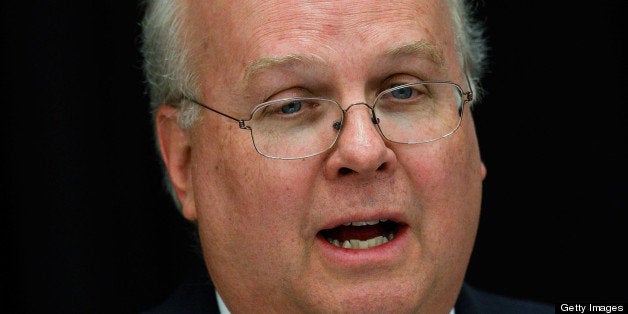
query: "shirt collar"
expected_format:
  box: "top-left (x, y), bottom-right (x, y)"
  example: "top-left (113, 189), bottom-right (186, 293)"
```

top-left (216, 291), bottom-right (455, 314)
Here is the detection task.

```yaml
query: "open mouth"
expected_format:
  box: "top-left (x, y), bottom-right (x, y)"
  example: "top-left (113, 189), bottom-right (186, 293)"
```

top-left (318, 219), bottom-right (402, 249)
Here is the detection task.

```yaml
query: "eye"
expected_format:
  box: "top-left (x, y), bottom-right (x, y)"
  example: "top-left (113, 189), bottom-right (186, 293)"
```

top-left (281, 101), bottom-right (302, 114)
top-left (390, 86), bottom-right (414, 99)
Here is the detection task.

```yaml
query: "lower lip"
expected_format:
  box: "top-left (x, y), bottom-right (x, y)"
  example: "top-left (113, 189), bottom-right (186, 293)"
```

top-left (316, 226), bottom-right (410, 269)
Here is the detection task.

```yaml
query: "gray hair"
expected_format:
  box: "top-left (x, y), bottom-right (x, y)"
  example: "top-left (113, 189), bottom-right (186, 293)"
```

top-left (448, 0), bottom-right (489, 101)
top-left (140, 0), bottom-right (488, 212)
top-left (141, 0), bottom-right (200, 129)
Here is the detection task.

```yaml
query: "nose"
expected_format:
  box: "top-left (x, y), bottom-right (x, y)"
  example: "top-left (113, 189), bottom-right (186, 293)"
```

top-left (324, 103), bottom-right (397, 179)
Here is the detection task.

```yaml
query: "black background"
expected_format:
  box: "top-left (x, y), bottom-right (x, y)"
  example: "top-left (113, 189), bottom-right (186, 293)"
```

top-left (3, 1), bottom-right (626, 313)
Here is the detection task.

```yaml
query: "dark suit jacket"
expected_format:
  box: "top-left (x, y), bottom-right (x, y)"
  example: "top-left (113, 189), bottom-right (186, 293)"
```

top-left (143, 271), bottom-right (553, 314)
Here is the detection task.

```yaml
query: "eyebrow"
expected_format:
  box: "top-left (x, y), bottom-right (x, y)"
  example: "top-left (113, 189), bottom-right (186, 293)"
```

top-left (244, 54), bottom-right (326, 84)
top-left (243, 40), bottom-right (444, 84)
top-left (385, 40), bottom-right (444, 66)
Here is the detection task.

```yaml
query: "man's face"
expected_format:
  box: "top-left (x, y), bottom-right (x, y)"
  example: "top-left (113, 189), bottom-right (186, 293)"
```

top-left (158, 0), bottom-right (487, 312)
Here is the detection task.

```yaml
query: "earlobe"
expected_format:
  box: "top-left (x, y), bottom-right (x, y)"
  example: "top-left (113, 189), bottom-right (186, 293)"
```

top-left (156, 105), bottom-right (197, 221)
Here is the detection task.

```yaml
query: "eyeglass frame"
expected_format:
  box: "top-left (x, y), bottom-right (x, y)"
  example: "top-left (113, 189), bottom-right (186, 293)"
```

top-left (182, 73), bottom-right (474, 160)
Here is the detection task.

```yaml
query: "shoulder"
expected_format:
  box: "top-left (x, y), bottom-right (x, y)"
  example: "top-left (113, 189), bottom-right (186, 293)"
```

top-left (455, 283), bottom-right (554, 314)
top-left (141, 270), bottom-right (220, 314)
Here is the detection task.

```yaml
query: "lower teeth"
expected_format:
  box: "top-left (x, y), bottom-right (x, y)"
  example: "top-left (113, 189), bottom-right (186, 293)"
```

top-left (327, 233), bottom-right (394, 249)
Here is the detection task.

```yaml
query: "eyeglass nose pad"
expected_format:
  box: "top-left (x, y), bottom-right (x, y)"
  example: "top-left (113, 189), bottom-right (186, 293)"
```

top-left (331, 110), bottom-right (379, 131)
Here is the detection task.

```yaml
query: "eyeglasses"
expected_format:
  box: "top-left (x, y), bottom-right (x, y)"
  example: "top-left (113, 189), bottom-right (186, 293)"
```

top-left (185, 80), bottom-right (473, 160)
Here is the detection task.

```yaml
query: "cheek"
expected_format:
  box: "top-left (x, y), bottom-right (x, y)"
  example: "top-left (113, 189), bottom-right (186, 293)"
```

top-left (400, 144), bottom-right (472, 195)
top-left (191, 129), bottom-right (319, 282)
top-left (195, 149), bottom-right (311, 240)
top-left (398, 125), bottom-right (483, 246)
top-left (407, 111), bottom-right (483, 194)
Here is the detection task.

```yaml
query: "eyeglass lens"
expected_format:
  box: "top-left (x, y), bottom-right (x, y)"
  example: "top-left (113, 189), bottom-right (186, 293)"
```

top-left (247, 82), bottom-right (464, 159)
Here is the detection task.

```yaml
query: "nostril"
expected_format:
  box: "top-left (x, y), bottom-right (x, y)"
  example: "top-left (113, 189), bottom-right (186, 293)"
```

top-left (338, 163), bottom-right (387, 176)
top-left (338, 167), bottom-right (354, 176)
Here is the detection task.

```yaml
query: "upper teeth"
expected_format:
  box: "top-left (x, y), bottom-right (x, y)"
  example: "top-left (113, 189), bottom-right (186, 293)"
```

top-left (327, 219), bottom-right (394, 249)
top-left (343, 219), bottom-right (388, 226)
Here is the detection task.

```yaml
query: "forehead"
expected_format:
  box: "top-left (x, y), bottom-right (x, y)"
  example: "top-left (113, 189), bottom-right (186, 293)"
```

top-left (186, 0), bottom-right (456, 90)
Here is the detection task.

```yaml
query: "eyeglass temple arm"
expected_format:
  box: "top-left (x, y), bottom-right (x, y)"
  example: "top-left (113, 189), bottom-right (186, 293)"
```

top-left (184, 97), bottom-right (249, 129)
top-left (463, 71), bottom-right (474, 103)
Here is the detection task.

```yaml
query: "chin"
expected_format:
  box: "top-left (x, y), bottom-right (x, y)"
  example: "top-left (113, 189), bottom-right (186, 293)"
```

top-left (291, 277), bottom-right (431, 313)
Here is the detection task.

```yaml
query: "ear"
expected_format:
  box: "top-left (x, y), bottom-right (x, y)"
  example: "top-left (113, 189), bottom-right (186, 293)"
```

top-left (155, 105), bottom-right (197, 221)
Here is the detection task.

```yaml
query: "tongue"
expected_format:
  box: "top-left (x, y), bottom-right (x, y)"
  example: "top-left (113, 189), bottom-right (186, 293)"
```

top-left (327, 225), bottom-right (384, 242)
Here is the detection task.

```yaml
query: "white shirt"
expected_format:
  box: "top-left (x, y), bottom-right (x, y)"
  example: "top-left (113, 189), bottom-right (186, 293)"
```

top-left (216, 291), bottom-right (456, 314)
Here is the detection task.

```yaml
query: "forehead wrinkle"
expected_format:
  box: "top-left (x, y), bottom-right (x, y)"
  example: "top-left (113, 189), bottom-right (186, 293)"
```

top-left (385, 40), bottom-right (445, 67)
